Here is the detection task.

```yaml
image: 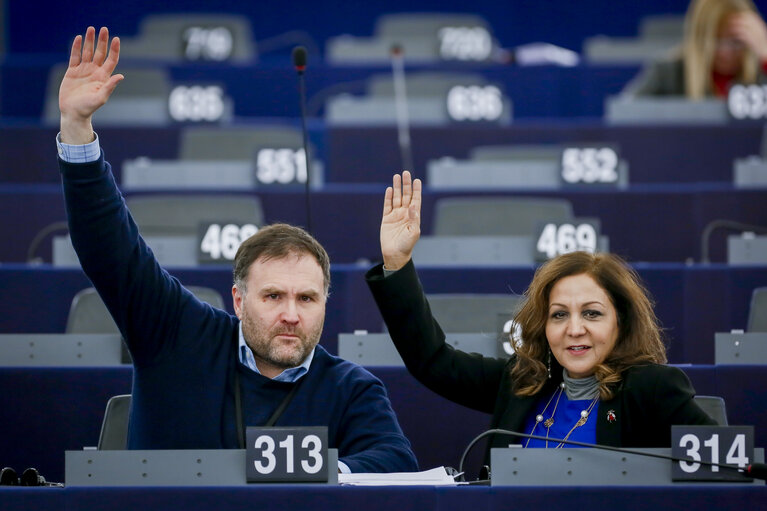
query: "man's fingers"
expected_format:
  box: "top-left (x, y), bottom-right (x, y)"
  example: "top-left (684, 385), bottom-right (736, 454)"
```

top-left (104, 36), bottom-right (121, 74)
top-left (392, 173), bottom-right (402, 209)
top-left (411, 178), bottom-right (422, 216)
top-left (101, 74), bottom-right (125, 100)
top-left (68, 35), bottom-right (82, 68)
top-left (93, 27), bottom-right (110, 65)
top-left (82, 26), bottom-right (96, 62)
top-left (382, 186), bottom-right (393, 217)
top-left (402, 170), bottom-right (412, 207)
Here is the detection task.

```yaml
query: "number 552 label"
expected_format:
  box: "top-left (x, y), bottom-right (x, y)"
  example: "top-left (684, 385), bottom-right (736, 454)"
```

top-left (671, 426), bottom-right (754, 482)
top-left (246, 427), bottom-right (329, 482)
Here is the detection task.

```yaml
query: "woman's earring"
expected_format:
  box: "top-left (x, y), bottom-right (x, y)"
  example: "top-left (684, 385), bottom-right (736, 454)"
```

top-left (547, 350), bottom-right (552, 379)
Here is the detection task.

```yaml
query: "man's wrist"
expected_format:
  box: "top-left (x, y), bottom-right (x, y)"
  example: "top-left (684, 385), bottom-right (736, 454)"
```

top-left (60, 116), bottom-right (96, 145)
top-left (57, 131), bottom-right (101, 163)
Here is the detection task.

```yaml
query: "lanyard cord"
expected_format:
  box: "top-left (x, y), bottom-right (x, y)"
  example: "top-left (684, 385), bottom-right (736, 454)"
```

top-left (234, 369), bottom-right (305, 449)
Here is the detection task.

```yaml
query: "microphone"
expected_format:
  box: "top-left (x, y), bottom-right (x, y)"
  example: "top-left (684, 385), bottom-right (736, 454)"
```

top-left (458, 428), bottom-right (767, 482)
top-left (292, 45), bottom-right (307, 74)
top-left (389, 44), bottom-right (414, 174)
top-left (292, 45), bottom-right (312, 234)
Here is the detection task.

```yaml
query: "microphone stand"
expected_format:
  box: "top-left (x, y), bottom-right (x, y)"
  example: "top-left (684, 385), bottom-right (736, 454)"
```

top-left (458, 428), bottom-right (767, 483)
top-left (292, 46), bottom-right (312, 234)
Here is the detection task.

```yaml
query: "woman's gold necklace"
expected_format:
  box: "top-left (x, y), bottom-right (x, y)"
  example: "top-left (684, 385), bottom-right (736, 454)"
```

top-left (525, 382), bottom-right (599, 448)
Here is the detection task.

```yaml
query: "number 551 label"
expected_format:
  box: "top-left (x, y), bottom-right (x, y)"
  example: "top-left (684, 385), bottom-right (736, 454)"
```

top-left (671, 426), bottom-right (754, 482)
top-left (246, 427), bottom-right (328, 483)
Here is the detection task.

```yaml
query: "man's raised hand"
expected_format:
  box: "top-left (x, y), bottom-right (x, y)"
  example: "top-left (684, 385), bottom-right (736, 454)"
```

top-left (380, 171), bottom-right (422, 271)
top-left (59, 27), bottom-right (124, 144)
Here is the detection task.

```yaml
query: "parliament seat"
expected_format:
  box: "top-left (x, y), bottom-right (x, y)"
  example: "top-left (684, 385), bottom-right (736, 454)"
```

top-left (748, 287), bottom-right (767, 332)
top-left (693, 395), bottom-right (728, 426)
top-left (433, 197), bottom-right (574, 236)
top-left (119, 13), bottom-right (256, 62)
top-left (125, 195), bottom-right (264, 237)
top-left (44, 65), bottom-right (171, 126)
top-left (98, 394), bottom-right (131, 450)
top-left (67, 287), bottom-right (226, 335)
top-left (327, 12), bottom-right (497, 64)
top-left (426, 293), bottom-right (523, 333)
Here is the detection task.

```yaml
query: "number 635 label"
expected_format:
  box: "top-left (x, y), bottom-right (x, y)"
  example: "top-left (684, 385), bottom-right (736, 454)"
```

top-left (671, 426), bottom-right (754, 482)
top-left (246, 427), bottom-right (328, 482)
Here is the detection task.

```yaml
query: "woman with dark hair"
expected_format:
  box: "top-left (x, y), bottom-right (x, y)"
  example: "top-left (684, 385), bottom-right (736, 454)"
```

top-left (366, 172), bottom-right (714, 456)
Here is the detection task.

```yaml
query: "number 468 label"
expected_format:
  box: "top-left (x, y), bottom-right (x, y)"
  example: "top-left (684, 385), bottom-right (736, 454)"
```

top-left (671, 426), bottom-right (755, 482)
top-left (246, 427), bottom-right (328, 482)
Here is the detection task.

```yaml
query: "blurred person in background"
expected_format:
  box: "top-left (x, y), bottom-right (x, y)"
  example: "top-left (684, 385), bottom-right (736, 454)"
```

top-left (624, 0), bottom-right (767, 98)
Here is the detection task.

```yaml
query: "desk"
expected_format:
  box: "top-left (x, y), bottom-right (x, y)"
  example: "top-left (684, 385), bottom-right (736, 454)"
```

top-left (1, 365), bottom-right (765, 485)
top-left (1, 483), bottom-right (765, 511)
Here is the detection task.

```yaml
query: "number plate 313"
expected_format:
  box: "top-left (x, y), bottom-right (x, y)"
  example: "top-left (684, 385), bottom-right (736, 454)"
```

top-left (246, 426), bottom-right (329, 482)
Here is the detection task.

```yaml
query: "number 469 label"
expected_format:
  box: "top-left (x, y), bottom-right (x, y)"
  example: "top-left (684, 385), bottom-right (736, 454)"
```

top-left (534, 219), bottom-right (600, 261)
top-left (246, 427), bottom-right (328, 482)
top-left (671, 426), bottom-right (755, 482)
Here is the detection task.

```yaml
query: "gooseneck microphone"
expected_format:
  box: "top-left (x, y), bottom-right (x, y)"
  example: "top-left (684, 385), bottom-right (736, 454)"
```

top-left (292, 45), bottom-right (312, 234)
top-left (390, 44), bottom-right (414, 174)
top-left (458, 428), bottom-right (767, 482)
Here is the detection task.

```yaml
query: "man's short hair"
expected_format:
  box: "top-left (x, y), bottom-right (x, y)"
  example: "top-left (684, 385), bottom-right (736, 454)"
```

top-left (232, 223), bottom-right (331, 296)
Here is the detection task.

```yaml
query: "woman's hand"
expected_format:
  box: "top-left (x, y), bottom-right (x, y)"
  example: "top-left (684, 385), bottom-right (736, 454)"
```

top-left (728, 12), bottom-right (767, 62)
top-left (380, 171), bottom-right (422, 271)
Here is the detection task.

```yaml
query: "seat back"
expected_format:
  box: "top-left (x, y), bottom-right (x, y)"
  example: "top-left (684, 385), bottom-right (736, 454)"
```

top-left (748, 287), bottom-right (767, 332)
top-left (433, 197), bottom-right (574, 236)
top-left (179, 126), bottom-right (306, 160)
top-left (98, 394), bottom-right (132, 450)
top-left (376, 13), bottom-right (491, 37)
top-left (120, 13), bottom-right (255, 61)
top-left (125, 195), bottom-right (264, 237)
top-left (426, 293), bottom-right (523, 333)
top-left (44, 65), bottom-right (171, 125)
top-left (693, 395), bottom-right (728, 426)
top-left (66, 287), bottom-right (226, 334)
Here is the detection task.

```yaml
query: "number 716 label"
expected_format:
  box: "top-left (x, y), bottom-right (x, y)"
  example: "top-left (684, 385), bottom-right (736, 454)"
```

top-left (246, 427), bottom-right (328, 483)
top-left (671, 426), bottom-right (754, 482)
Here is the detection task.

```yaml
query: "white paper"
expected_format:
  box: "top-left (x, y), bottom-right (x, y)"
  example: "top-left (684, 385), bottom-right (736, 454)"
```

top-left (338, 466), bottom-right (460, 486)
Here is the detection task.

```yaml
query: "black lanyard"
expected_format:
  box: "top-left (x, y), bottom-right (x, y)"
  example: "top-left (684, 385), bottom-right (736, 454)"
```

top-left (233, 369), bottom-right (304, 449)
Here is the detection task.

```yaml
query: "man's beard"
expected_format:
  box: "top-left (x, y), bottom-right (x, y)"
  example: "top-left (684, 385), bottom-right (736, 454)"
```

top-left (240, 308), bottom-right (323, 370)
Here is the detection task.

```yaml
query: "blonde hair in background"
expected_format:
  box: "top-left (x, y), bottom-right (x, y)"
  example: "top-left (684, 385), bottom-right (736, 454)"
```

top-left (684, 0), bottom-right (760, 99)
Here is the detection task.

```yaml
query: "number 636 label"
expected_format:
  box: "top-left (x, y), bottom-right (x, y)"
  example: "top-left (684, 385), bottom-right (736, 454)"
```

top-left (246, 427), bottom-right (328, 482)
top-left (671, 426), bottom-right (754, 482)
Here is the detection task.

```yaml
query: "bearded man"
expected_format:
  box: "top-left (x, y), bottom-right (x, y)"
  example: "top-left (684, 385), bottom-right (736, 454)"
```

top-left (57, 26), bottom-right (417, 473)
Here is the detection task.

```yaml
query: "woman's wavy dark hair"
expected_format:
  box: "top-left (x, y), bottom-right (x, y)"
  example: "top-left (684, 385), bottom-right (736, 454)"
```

top-left (510, 251), bottom-right (666, 400)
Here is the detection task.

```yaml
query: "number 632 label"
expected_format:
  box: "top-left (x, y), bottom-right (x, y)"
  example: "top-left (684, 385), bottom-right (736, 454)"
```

top-left (671, 426), bottom-right (755, 482)
top-left (246, 427), bottom-right (328, 482)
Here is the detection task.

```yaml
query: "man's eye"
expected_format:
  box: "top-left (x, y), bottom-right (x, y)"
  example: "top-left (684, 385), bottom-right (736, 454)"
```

top-left (300, 295), bottom-right (313, 302)
top-left (267, 293), bottom-right (280, 300)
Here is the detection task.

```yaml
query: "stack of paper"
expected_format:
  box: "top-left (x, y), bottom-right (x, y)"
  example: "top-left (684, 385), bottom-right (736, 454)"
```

top-left (338, 467), bottom-right (460, 486)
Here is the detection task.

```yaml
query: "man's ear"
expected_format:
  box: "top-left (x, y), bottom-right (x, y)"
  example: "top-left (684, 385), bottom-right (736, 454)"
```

top-left (232, 285), bottom-right (243, 319)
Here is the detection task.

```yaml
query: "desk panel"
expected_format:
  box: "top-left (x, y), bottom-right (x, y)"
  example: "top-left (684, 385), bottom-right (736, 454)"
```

top-left (1, 484), bottom-right (766, 511)
top-left (1, 365), bottom-right (765, 486)
top-left (1, 184), bottom-right (766, 264)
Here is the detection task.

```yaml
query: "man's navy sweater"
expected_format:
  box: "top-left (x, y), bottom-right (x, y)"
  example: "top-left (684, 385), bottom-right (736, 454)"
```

top-left (59, 152), bottom-right (418, 473)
